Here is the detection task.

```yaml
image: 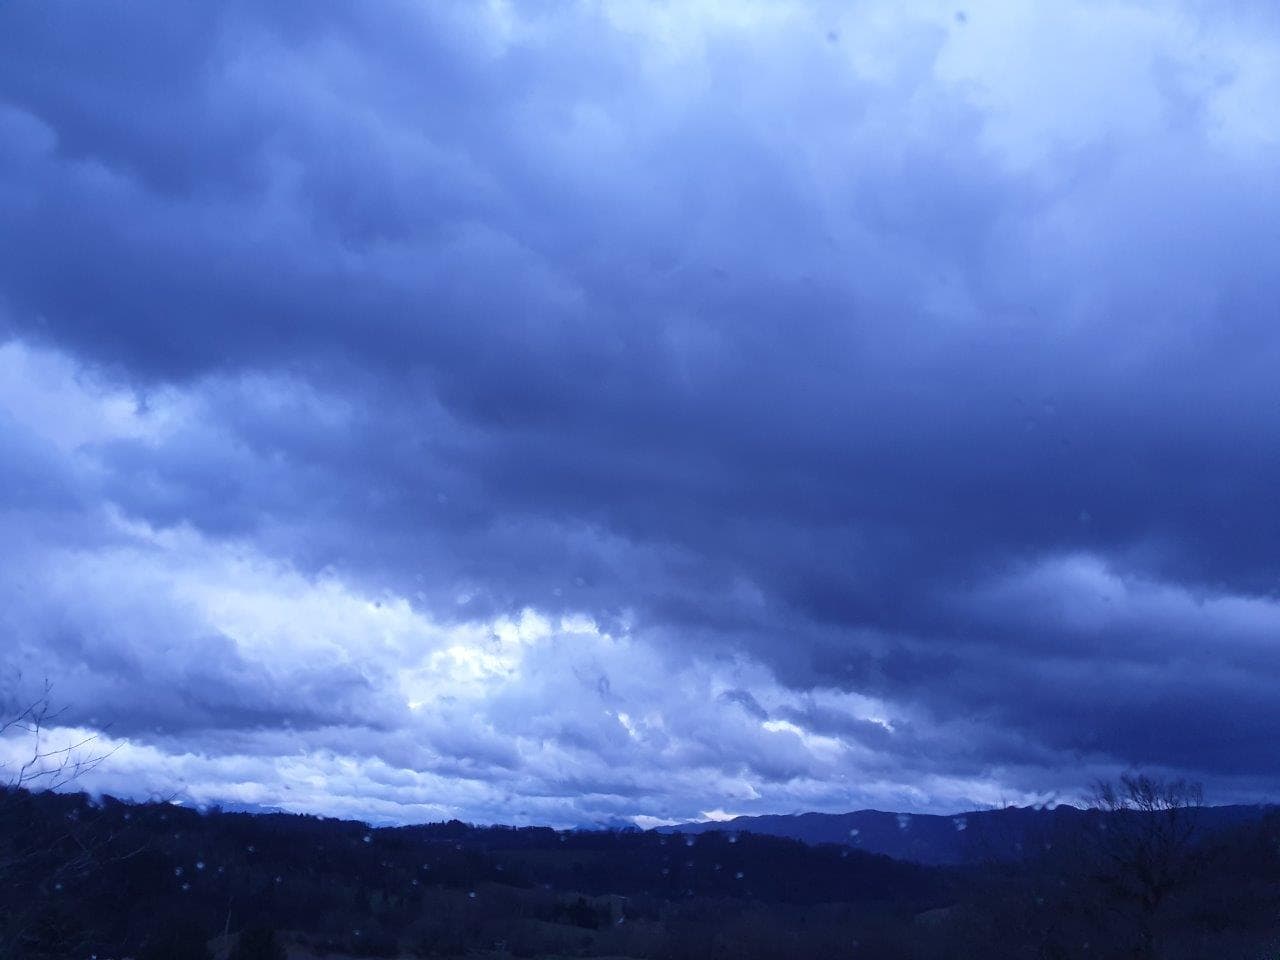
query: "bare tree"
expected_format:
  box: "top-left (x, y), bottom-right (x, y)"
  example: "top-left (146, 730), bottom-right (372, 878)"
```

top-left (1086, 773), bottom-right (1204, 960)
top-left (0, 681), bottom-right (118, 959)
top-left (1, 679), bottom-right (111, 793)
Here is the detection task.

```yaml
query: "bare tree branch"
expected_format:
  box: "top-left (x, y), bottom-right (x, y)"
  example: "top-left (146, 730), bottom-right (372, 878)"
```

top-left (1, 678), bottom-right (116, 794)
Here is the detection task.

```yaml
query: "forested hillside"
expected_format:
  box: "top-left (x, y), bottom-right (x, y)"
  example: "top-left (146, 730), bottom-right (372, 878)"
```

top-left (3, 786), bottom-right (1280, 959)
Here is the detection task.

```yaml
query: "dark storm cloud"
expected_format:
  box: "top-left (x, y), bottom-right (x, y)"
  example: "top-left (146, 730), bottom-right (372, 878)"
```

top-left (3, 0), bottom-right (1280, 817)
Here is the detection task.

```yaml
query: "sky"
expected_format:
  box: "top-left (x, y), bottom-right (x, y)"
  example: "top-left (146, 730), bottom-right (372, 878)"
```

top-left (1, 0), bottom-right (1279, 827)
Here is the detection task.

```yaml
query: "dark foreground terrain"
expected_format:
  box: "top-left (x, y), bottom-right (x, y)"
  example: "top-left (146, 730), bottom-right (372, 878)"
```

top-left (1, 786), bottom-right (1278, 959)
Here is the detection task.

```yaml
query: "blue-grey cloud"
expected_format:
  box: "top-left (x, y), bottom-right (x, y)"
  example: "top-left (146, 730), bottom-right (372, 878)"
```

top-left (2, 0), bottom-right (1280, 822)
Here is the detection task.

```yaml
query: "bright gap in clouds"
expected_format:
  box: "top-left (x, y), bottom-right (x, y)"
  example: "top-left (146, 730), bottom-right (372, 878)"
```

top-left (1, 525), bottom-right (953, 824)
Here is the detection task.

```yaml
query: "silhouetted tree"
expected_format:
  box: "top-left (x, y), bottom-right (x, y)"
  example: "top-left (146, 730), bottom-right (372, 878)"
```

top-left (0, 682), bottom-right (114, 960)
top-left (1087, 773), bottom-right (1204, 960)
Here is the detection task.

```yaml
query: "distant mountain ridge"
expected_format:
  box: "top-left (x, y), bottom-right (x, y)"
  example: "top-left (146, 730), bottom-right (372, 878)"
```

top-left (661, 803), bottom-right (1278, 865)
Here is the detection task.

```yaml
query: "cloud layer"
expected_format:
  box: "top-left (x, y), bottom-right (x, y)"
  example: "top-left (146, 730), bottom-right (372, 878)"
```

top-left (2, 0), bottom-right (1279, 824)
